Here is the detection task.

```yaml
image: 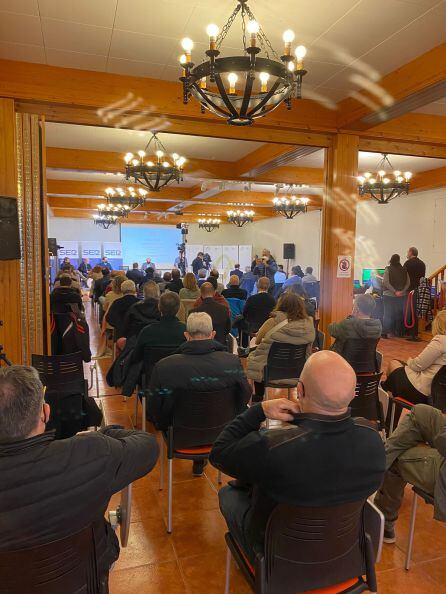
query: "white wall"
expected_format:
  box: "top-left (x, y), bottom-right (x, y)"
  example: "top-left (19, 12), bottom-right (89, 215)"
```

top-left (355, 188), bottom-right (446, 279)
top-left (48, 216), bottom-right (121, 242)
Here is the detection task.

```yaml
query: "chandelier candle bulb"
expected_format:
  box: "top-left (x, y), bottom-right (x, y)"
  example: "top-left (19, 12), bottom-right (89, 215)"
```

top-left (200, 76), bottom-right (207, 89)
top-left (282, 29), bottom-right (295, 55)
top-left (294, 45), bottom-right (307, 68)
top-left (228, 72), bottom-right (238, 94)
top-left (358, 153), bottom-right (412, 204)
top-left (247, 20), bottom-right (259, 46)
top-left (206, 23), bottom-right (219, 50)
top-left (181, 37), bottom-right (193, 61)
top-left (259, 72), bottom-right (269, 92)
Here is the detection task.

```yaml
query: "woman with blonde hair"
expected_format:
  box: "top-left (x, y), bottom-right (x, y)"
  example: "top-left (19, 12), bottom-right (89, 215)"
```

top-left (383, 310), bottom-right (446, 425)
top-left (179, 272), bottom-right (200, 300)
top-left (246, 291), bottom-right (315, 402)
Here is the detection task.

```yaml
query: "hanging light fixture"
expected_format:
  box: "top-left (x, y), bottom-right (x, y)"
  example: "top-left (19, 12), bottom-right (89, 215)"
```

top-left (97, 203), bottom-right (131, 219)
top-left (358, 154), bottom-right (412, 204)
top-left (93, 213), bottom-right (119, 230)
top-left (198, 217), bottom-right (221, 232)
top-left (105, 186), bottom-right (148, 210)
top-left (123, 133), bottom-right (186, 192)
top-left (273, 195), bottom-right (310, 219)
top-left (227, 209), bottom-right (254, 227)
top-left (179, 0), bottom-right (307, 126)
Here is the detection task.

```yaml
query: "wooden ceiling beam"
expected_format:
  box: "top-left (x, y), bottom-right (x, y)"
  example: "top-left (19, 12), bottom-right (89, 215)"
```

top-left (47, 196), bottom-right (172, 211)
top-left (337, 43), bottom-right (446, 130)
top-left (46, 179), bottom-right (192, 200)
top-left (410, 165), bottom-right (446, 193)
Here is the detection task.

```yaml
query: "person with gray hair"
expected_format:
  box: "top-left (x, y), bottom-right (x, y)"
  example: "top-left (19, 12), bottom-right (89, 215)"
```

top-left (121, 280), bottom-right (161, 340)
top-left (328, 293), bottom-right (382, 355)
top-left (105, 279), bottom-right (139, 340)
top-left (0, 365), bottom-right (158, 586)
top-left (148, 311), bottom-right (251, 476)
top-left (211, 351), bottom-right (386, 564)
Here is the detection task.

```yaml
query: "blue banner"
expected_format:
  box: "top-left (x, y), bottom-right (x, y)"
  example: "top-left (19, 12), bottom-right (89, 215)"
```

top-left (81, 241), bottom-right (102, 267)
top-left (58, 241), bottom-right (79, 268)
top-left (103, 242), bottom-right (123, 270)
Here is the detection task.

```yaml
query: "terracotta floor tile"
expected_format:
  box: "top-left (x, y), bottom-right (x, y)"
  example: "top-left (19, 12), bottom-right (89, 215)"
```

top-left (169, 508), bottom-right (228, 559)
top-left (376, 543), bottom-right (406, 572)
top-left (110, 561), bottom-right (186, 594)
top-left (180, 550), bottom-right (252, 594)
top-left (417, 556), bottom-right (446, 587)
top-left (114, 522), bottom-right (176, 570)
top-left (156, 476), bottom-right (220, 521)
top-left (376, 565), bottom-right (440, 594)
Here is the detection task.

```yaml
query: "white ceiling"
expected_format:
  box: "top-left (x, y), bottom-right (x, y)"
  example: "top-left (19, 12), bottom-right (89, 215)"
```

top-left (293, 149), bottom-right (446, 172)
top-left (0, 0), bottom-right (445, 108)
top-left (45, 122), bottom-right (262, 161)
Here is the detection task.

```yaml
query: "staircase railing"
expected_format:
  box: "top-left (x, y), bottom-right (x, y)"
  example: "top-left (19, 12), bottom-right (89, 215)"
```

top-left (429, 264), bottom-right (446, 315)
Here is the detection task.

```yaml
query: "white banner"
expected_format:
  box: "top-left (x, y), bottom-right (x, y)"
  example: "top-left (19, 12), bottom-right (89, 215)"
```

top-left (204, 245), bottom-right (223, 269)
top-left (58, 241), bottom-right (79, 260)
top-left (222, 245), bottom-right (239, 270)
top-left (80, 241), bottom-right (101, 261)
top-left (103, 242), bottom-right (122, 259)
top-left (238, 245), bottom-right (252, 271)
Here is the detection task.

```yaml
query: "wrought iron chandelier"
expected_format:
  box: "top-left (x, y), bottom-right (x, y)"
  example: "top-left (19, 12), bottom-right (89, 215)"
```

top-left (93, 213), bottom-right (118, 230)
top-left (357, 154), bottom-right (412, 204)
top-left (105, 186), bottom-right (148, 210)
top-left (97, 203), bottom-right (131, 219)
top-left (227, 209), bottom-right (254, 227)
top-left (124, 133), bottom-right (186, 192)
top-left (198, 217), bottom-right (221, 232)
top-left (273, 195), bottom-right (309, 219)
top-left (179, 0), bottom-right (307, 126)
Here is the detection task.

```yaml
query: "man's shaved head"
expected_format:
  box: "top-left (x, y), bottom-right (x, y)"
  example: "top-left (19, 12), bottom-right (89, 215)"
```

top-left (298, 351), bottom-right (356, 415)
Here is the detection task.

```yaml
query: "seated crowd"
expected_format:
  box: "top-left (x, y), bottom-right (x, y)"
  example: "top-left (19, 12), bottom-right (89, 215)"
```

top-left (3, 248), bottom-right (446, 591)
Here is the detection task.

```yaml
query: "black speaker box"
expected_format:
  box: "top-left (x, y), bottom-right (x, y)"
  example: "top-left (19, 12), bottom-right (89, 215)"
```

top-left (48, 238), bottom-right (58, 256)
top-left (0, 196), bottom-right (21, 260)
top-left (283, 243), bottom-right (295, 260)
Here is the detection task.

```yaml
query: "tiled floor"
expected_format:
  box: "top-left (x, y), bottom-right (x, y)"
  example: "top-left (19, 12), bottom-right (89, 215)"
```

top-left (85, 303), bottom-right (446, 593)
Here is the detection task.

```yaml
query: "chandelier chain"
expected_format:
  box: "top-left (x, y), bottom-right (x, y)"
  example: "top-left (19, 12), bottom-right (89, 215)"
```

top-left (144, 133), bottom-right (168, 154)
top-left (244, 5), bottom-right (279, 60)
top-left (216, 4), bottom-right (241, 50)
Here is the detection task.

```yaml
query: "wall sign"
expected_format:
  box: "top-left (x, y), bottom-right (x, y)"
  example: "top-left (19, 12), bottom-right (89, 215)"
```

top-left (337, 255), bottom-right (352, 278)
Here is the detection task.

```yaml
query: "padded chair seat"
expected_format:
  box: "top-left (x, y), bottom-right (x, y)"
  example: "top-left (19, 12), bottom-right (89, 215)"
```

top-left (174, 445), bottom-right (212, 455)
top-left (393, 396), bottom-right (415, 408)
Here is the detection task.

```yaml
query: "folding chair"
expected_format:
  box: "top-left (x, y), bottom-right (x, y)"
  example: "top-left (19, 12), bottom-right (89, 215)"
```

top-left (350, 372), bottom-right (385, 433)
top-left (159, 387), bottom-right (238, 533)
top-left (405, 486), bottom-right (434, 570)
top-left (224, 498), bottom-right (382, 594)
top-left (341, 338), bottom-right (380, 374)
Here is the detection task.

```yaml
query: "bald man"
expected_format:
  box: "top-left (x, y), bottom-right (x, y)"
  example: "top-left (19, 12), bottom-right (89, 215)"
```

top-left (210, 351), bottom-right (386, 563)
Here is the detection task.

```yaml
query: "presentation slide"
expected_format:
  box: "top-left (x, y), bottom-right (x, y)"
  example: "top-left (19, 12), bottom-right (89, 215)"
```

top-left (121, 224), bottom-right (181, 268)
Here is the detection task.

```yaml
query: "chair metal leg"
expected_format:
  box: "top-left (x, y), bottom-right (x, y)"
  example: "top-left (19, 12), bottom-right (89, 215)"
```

top-left (167, 458), bottom-right (173, 534)
top-left (287, 387), bottom-right (291, 400)
top-left (134, 394), bottom-right (139, 428)
top-left (217, 470), bottom-right (222, 485)
top-left (142, 394), bottom-right (146, 432)
top-left (265, 386), bottom-right (270, 429)
top-left (159, 439), bottom-right (164, 491)
top-left (224, 547), bottom-right (231, 594)
top-left (389, 400), bottom-right (395, 436)
top-left (405, 490), bottom-right (418, 570)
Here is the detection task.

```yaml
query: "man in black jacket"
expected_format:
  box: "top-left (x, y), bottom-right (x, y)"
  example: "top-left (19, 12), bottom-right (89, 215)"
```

top-left (106, 280), bottom-right (139, 340)
top-left (222, 275), bottom-right (248, 301)
top-left (404, 246), bottom-right (427, 341)
top-left (148, 312), bottom-right (251, 475)
top-left (242, 277), bottom-right (275, 333)
top-left (0, 365), bottom-right (158, 590)
top-left (192, 252), bottom-right (205, 275)
top-left (93, 267), bottom-right (112, 301)
top-left (122, 281), bottom-right (160, 340)
top-left (165, 268), bottom-right (184, 293)
top-left (192, 282), bottom-right (231, 346)
top-left (126, 262), bottom-right (145, 285)
top-left (50, 276), bottom-right (84, 313)
top-left (210, 351), bottom-right (386, 563)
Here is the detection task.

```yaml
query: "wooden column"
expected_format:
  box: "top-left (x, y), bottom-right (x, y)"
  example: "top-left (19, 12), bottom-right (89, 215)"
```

top-left (0, 99), bottom-right (22, 363)
top-left (319, 134), bottom-right (359, 337)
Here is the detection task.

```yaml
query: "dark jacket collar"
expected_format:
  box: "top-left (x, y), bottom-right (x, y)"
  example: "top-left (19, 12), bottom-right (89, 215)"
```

top-left (0, 430), bottom-right (56, 456)
top-left (289, 410), bottom-right (353, 433)
top-left (179, 339), bottom-right (225, 355)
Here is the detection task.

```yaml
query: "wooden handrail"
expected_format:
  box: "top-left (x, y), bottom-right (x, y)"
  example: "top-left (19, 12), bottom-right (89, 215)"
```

top-left (428, 264), bottom-right (446, 281)
top-left (429, 264), bottom-right (446, 313)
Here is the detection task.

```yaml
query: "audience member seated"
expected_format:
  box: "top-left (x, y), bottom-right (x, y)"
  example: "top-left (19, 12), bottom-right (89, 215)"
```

top-left (302, 266), bottom-right (318, 284)
top-left (253, 249), bottom-right (278, 289)
top-left (123, 281), bottom-right (160, 340)
top-left (210, 351), bottom-right (386, 564)
top-left (222, 275), bottom-right (248, 301)
top-left (246, 292), bottom-right (315, 402)
top-left (77, 258), bottom-right (91, 286)
top-left (192, 282), bottom-right (231, 346)
top-left (294, 265), bottom-right (305, 278)
top-left (140, 266), bottom-right (155, 289)
top-left (240, 266), bottom-right (258, 296)
top-left (106, 280), bottom-right (139, 340)
top-left (230, 263), bottom-right (243, 280)
top-left (285, 283), bottom-right (316, 318)
top-left (148, 312), bottom-right (251, 475)
top-left (375, 404), bottom-right (446, 543)
top-left (179, 272), bottom-right (200, 300)
top-left (193, 276), bottom-right (230, 312)
top-left (0, 365), bottom-right (159, 588)
top-left (102, 274), bottom-right (126, 312)
top-left (382, 311), bottom-right (446, 426)
top-left (274, 264), bottom-right (287, 285)
top-left (51, 275), bottom-right (84, 314)
top-left (89, 265), bottom-right (103, 298)
top-left (209, 269), bottom-right (224, 294)
top-left (93, 267), bottom-right (111, 302)
top-left (328, 294), bottom-right (382, 354)
top-left (281, 265), bottom-right (303, 291)
top-left (242, 277), bottom-right (276, 335)
top-left (54, 265), bottom-right (82, 292)
top-left (158, 271), bottom-right (172, 293)
top-left (131, 292), bottom-right (186, 364)
top-left (126, 262), bottom-right (145, 285)
top-left (197, 268), bottom-right (208, 287)
top-left (165, 268), bottom-right (184, 293)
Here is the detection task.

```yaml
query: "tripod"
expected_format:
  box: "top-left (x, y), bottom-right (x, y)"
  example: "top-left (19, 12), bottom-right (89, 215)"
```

top-left (0, 345), bottom-right (12, 367)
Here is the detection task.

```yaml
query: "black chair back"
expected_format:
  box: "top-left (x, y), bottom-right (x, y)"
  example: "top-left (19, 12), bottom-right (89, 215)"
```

top-left (304, 281), bottom-right (320, 305)
top-left (259, 500), bottom-right (374, 594)
top-left (264, 342), bottom-right (309, 384)
top-left (32, 353), bottom-right (88, 439)
top-left (341, 338), bottom-right (380, 373)
top-left (0, 525), bottom-right (103, 594)
top-left (431, 365), bottom-right (446, 411)
top-left (350, 372), bottom-right (384, 429)
top-left (170, 388), bottom-right (238, 452)
top-left (143, 345), bottom-right (179, 388)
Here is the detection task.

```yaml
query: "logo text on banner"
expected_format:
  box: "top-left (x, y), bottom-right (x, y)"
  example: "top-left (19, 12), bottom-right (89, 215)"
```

top-left (103, 242), bottom-right (122, 258)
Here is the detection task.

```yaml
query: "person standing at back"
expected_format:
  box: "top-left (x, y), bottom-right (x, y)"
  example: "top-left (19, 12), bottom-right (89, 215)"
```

top-left (253, 249), bottom-right (278, 291)
top-left (404, 247), bottom-right (427, 342)
top-left (192, 252), bottom-right (205, 276)
top-left (242, 277), bottom-right (276, 334)
top-left (382, 254), bottom-right (410, 338)
top-left (230, 264), bottom-right (243, 280)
